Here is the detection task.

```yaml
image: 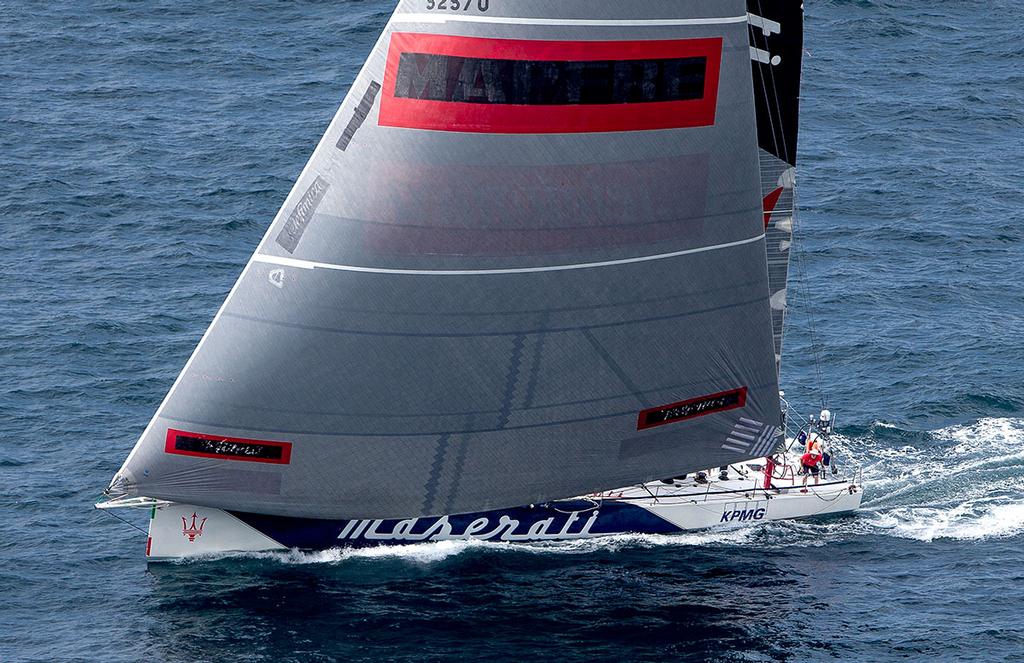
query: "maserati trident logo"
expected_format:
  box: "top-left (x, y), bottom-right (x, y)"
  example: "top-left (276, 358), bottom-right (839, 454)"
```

top-left (181, 512), bottom-right (207, 542)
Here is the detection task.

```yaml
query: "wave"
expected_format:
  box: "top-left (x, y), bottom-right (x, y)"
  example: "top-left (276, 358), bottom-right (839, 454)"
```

top-left (867, 501), bottom-right (1024, 542)
top-left (192, 528), bottom-right (761, 566)
top-left (834, 417), bottom-right (1024, 542)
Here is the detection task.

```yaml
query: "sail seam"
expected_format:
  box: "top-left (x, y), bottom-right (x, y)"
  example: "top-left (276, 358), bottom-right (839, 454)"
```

top-left (520, 317), bottom-right (549, 410)
top-left (582, 329), bottom-right (649, 409)
top-left (443, 436), bottom-right (469, 515)
top-left (392, 14), bottom-right (749, 27)
top-left (221, 295), bottom-right (764, 339)
top-left (497, 335), bottom-right (526, 429)
top-left (421, 434), bottom-right (450, 515)
top-left (161, 378), bottom-right (779, 439)
top-left (251, 233), bottom-right (766, 276)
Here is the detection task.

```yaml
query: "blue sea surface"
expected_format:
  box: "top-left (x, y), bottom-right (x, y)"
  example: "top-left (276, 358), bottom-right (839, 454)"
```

top-left (3, 1), bottom-right (1023, 661)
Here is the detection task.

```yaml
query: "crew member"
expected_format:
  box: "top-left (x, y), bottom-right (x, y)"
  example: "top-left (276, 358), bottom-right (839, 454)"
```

top-left (819, 409), bottom-right (832, 433)
top-left (806, 432), bottom-right (823, 455)
top-left (800, 446), bottom-right (823, 492)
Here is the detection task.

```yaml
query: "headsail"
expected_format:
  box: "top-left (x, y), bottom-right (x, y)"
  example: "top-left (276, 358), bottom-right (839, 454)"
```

top-left (747, 0), bottom-right (803, 372)
top-left (110, 0), bottom-right (782, 520)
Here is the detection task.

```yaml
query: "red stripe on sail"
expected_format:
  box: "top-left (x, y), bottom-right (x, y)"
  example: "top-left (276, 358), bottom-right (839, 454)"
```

top-left (379, 33), bottom-right (722, 133)
top-left (164, 429), bottom-right (293, 465)
top-left (762, 186), bottom-right (784, 228)
top-left (637, 387), bottom-right (747, 431)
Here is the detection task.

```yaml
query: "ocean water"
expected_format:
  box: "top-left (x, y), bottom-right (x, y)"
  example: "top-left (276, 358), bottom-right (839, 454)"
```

top-left (2, 1), bottom-right (1023, 661)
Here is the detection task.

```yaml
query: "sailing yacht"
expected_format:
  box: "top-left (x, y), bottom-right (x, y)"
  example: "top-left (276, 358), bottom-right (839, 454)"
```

top-left (97, 0), bottom-right (863, 560)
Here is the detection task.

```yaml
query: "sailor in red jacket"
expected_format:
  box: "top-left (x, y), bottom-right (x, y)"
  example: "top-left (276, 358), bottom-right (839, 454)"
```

top-left (800, 446), bottom-right (824, 493)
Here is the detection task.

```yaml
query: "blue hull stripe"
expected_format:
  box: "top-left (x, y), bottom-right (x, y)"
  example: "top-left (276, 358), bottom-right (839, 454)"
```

top-left (231, 500), bottom-right (681, 549)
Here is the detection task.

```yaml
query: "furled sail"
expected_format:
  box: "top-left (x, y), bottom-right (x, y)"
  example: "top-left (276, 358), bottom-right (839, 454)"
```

top-left (747, 0), bottom-right (803, 372)
top-left (110, 0), bottom-right (783, 520)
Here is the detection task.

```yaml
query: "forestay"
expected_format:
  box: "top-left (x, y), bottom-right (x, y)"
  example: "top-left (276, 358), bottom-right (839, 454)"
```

top-left (110, 0), bottom-right (783, 520)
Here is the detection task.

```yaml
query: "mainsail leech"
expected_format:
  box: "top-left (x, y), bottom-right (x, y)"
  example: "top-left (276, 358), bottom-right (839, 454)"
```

top-left (111, 0), bottom-right (785, 521)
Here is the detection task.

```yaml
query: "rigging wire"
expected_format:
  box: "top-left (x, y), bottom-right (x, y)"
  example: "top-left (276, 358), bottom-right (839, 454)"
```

top-left (96, 504), bottom-right (149, 536)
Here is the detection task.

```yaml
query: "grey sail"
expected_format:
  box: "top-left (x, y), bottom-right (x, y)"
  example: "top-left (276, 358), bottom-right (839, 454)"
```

top-left (748, 0), bottom-right (803, 372)
top-left (110, 0), bottom-right (782, 520)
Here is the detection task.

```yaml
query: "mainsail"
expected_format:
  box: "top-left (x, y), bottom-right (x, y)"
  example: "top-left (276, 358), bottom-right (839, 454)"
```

top-left (748, 0), bottom-right (802, 372)
top-left (110, 0), bottom-right (785, 520)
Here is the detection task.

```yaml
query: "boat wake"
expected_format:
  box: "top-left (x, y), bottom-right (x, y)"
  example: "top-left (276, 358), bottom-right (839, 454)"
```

top-left (171, 418), bottom-right (1024, 566)
top-left (747, 417), bottom-right (1024, 546)
top-left (224, 528), bottom-right (760, 566)
top-left (852, 417), bottom-right (1024, 542)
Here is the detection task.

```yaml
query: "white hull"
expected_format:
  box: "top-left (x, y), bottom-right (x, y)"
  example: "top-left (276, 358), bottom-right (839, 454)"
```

top-left (138, 456), bottom-right (862, 561)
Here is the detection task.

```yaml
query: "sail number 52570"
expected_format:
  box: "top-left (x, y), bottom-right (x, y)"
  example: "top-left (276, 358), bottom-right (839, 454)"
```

top-left (425, 0), bottom-right (490, 11)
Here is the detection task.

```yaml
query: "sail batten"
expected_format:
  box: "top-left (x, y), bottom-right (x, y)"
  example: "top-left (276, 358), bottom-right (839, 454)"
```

top-left (112, 0), bottom-right (787, 520)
